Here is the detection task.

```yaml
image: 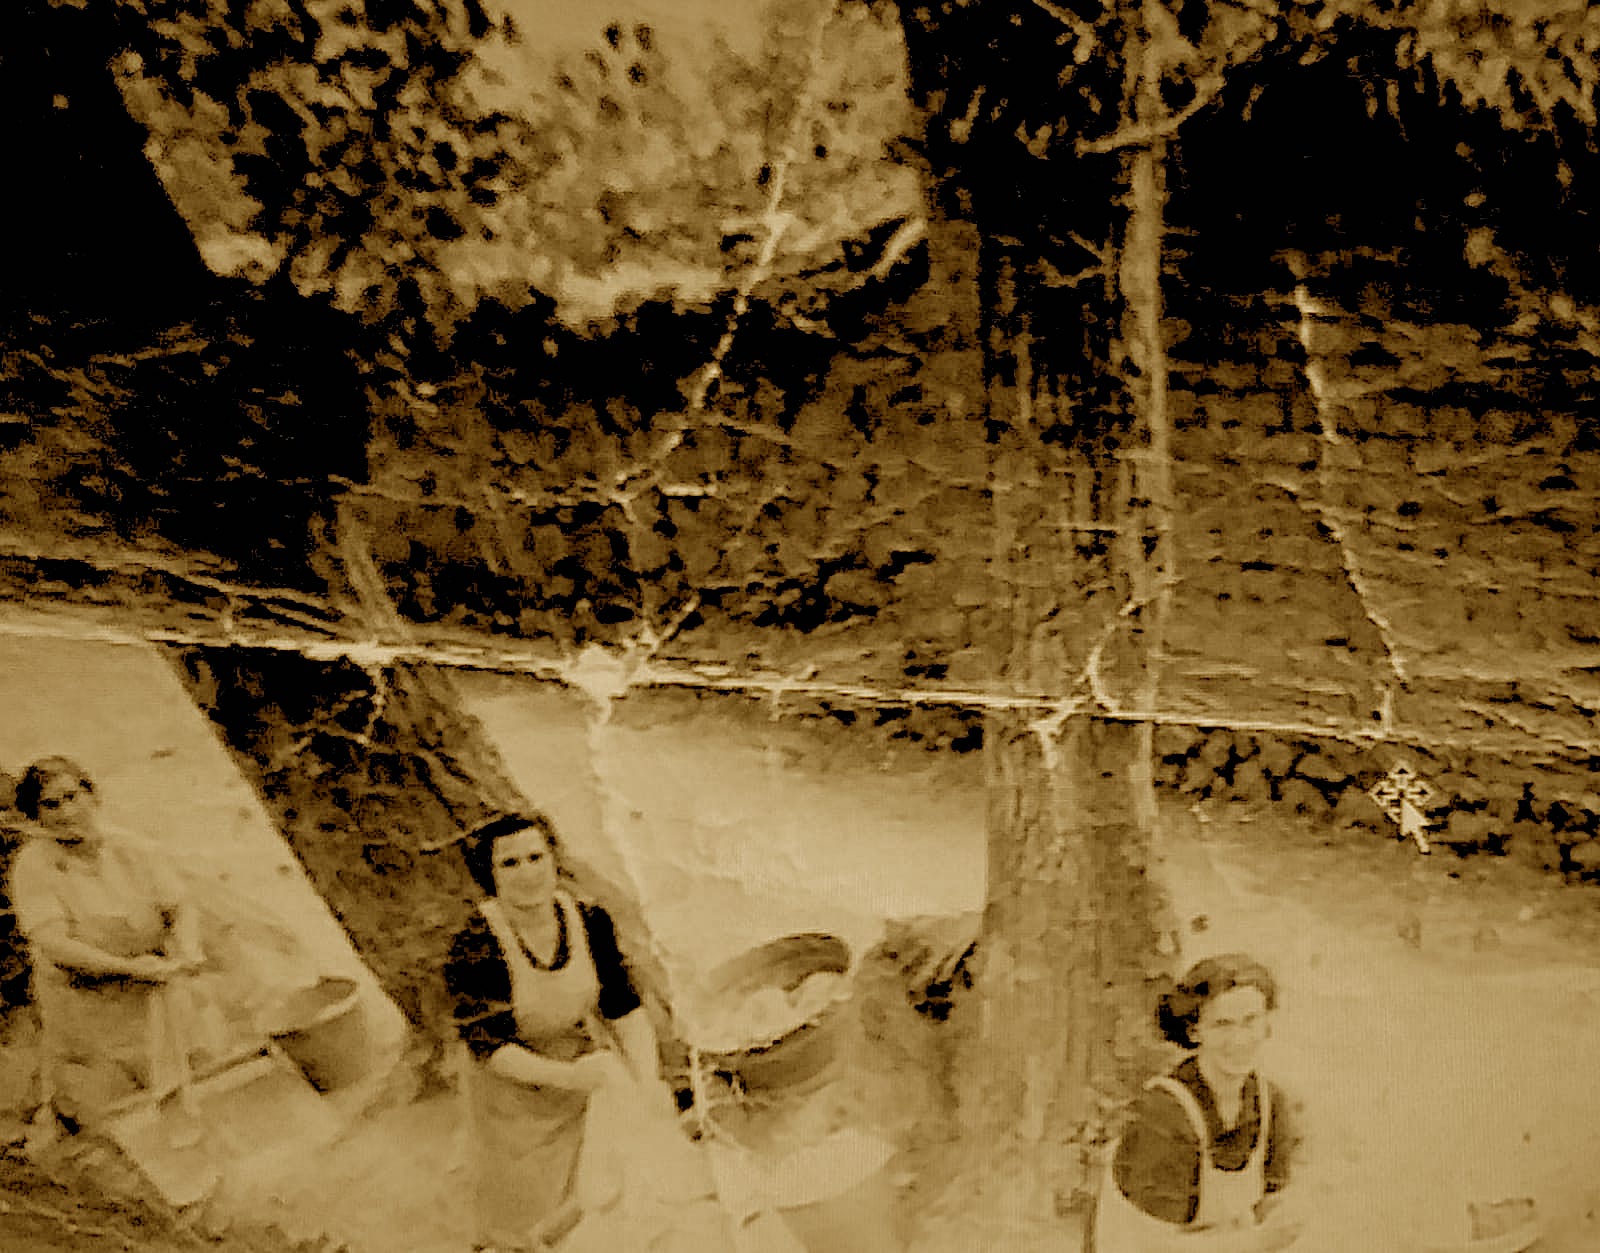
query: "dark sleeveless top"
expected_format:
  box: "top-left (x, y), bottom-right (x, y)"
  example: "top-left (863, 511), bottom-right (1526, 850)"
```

top-left (443, 901), bottom-right (641, 1060)
top-left (1111, 1056), bottom-right (1295, 1224)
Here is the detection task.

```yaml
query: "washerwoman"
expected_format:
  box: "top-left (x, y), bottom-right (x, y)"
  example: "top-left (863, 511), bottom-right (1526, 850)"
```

top-left (1094, 953), bottom-right (1303, 1253)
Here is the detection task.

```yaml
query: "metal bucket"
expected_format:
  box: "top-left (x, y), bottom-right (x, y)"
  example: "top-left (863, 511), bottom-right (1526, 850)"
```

top-left (266, 976), bottom-right (369, 1093)
top-left (695, 934), bottom-right (852, 1095)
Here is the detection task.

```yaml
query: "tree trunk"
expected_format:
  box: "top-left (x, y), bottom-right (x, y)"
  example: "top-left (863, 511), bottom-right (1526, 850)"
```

top-left (970, 710), bottom-right (1170, 1194)
top-left (940, 0), bottom-right (1185, 1215)
top-left (170, 643), bottom-right (493, 1085)
top-left (1122, 2), bottom-right (1177, 839)
top-left (948, 239), bottom-right (1171, 1238)
top-left (170, 492), bottom-right (672, 1083)
top-left (328, 477), bottom-right (673, 1005)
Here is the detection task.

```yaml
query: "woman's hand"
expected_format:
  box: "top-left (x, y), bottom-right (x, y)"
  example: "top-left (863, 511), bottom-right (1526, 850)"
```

top-left (487, 1044), bottom-right (629, 1094)
top-left (609, 1007), bottom-right (663, 1086)
top-left (574, 1049), bottom-right (631, 1094)
top-left (25, 919), bottom-right (187, 985)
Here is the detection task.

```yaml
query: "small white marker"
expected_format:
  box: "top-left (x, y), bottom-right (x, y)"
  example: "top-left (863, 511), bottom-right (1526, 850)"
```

top-left (1368, 762), bottom-right (1440, 854)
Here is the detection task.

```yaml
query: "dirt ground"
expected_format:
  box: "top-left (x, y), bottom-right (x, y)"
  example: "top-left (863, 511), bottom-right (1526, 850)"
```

top-left (1150, 809), bottom-right (1600, 1253)
top-left (114, 814), bottom-right (1600, 1253)
top-left (9, 809), bottom-right (1593, 1253)
top-left (2, 639), bottom-right (1599, 1250)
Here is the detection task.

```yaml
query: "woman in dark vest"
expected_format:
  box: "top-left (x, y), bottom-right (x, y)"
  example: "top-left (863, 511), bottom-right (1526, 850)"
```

top-left (443, 812), bottom-right (730, 1252)
top-left (1094, 953), bottom-right (1304, 1253)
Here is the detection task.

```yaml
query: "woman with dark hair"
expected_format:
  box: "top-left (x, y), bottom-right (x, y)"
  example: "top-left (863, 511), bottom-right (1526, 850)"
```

top-left (8, 757), bottom-right (206, 1136)
top-left (443, 812), bottom-right (723, 1252)
top-left (1093, 953), bottom-right (1303, 1253)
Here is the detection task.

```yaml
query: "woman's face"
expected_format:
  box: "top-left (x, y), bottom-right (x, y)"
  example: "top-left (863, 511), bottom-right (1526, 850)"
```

top-left (1192, 984), bottom-right (1270, 1079)
top-left (490, 826), bottom-right (558, 911)
top-left (34, 774), bottom-right (99, 841)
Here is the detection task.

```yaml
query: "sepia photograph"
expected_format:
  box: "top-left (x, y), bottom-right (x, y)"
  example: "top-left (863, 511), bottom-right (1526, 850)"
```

top-left (2, 0), bottom-right (1598, 1249)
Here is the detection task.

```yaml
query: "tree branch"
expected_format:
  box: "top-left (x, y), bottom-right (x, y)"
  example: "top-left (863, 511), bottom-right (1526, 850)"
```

top-left (1076, 76), bottom-right (1227, 154)
top-left (1268, 476), bottom-right (1413, 688)
top-left (1278, 282), bottom-right (1414, 726)
top-left (1030, 0), bottom-right (1096, 42)
top-left (1076, 6), bottom-right (1282, 157)
top-left (683, 11), bottom-right (834, 414)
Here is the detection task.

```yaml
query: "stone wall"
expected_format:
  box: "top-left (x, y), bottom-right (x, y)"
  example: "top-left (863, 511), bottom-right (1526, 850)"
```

top-left (1154, 720), bottom-right (1599, 874)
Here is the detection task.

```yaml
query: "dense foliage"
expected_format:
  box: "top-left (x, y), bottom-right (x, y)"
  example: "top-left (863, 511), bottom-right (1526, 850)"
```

top-left (106, 0), bottom-right (921, 332)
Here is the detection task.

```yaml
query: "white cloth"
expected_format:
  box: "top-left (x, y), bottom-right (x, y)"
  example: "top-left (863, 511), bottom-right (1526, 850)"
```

top-left (563, 1073), bottom-right (734, 1253)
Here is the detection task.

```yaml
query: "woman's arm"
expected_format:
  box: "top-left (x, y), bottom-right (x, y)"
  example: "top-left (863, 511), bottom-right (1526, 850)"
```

top-left (609, 1006), bottom-right (662, 1084)
top-left (444, 917), bottom-right (524, 1060)
top-left (25, 919), bottom-right (178, 982)
top-left (1265, 1083), bottom-right (1304, 1194)
top-left (581, 903), bottom-right (644, 1022)
top-left (486, 1042), bottom-right (620, 1093)
top-left (10, 848), bottom-right (177, 981)
top-left (579, 903), bottom-right (680, 1116)
top-left (1114, 1087), bottom-right (1203, 1225)
top-left (164, 900), bottom-right (205, 970)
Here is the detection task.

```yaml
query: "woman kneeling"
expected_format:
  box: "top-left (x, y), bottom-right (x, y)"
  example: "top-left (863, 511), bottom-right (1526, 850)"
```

top-left (1094, 954), bottom-right (1302, 1253)
top-left (444, 814), bottom-right (664, 1250)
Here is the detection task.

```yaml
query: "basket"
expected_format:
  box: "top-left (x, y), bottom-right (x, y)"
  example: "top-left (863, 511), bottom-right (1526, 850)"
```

top-left (265, 976), bottom-right (370, 1093)
top-left (693, 933), bottom-right (853, 1094)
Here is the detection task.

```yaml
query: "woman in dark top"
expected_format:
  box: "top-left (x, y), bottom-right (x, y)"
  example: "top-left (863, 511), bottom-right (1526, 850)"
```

top-left (443, 813), bottom-right (666, 1252)
top-left (1094, 954), bottom-right (1303, 1253)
